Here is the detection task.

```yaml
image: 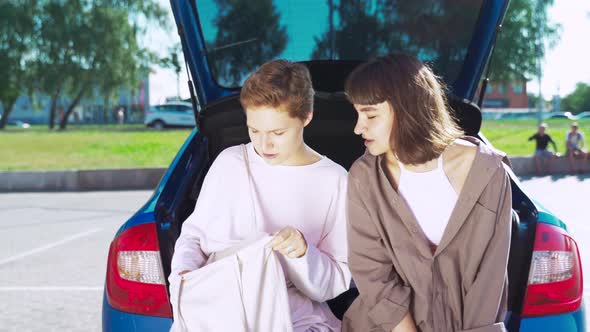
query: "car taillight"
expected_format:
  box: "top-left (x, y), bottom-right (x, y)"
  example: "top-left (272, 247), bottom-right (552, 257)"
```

top-left (522, 222), bottom-right (583, 317)
top-left (106, 222), bottom-right (172, 317)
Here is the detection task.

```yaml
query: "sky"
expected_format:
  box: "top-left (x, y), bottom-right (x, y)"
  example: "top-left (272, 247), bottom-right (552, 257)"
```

top-left (147, 0), bottom-right (590, 105)
top-left (527, 0), bottom-right (590, 98)
top-left (144, 2), bottom-right (190, 105)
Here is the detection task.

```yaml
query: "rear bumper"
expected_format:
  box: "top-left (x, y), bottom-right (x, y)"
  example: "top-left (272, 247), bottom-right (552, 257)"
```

top-left (518, 304), bottom-right (586, 332)
top-left (102, 293), bottom-right (172, 332)
top-left (101, 291), bottom-right (586, 332)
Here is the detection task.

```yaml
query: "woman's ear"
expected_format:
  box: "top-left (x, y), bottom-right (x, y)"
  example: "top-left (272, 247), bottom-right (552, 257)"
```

top-left (303, 112), bottom-right (313, 127)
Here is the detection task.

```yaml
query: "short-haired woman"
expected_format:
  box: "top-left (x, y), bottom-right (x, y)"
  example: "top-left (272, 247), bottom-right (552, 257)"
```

top-left (342, 54), bottom-right (512, 332)
top-left (170, 59), bottom-right (350, 331)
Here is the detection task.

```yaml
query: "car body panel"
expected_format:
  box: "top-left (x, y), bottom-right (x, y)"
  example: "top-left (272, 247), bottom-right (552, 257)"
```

top-left (519, 306), bottom-right (586, 332)
top-left (534, 201), bottom-right (568, 230)
top-left (102, 295), bottom-right (173, 332)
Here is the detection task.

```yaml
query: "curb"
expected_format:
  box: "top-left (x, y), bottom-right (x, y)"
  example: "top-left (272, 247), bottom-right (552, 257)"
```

top-left (0, 168), bottom-right (166, 192)
top-left (509, 155), bottom-right (590, 176)
top-left (1, 156), bottom-right (588, 192)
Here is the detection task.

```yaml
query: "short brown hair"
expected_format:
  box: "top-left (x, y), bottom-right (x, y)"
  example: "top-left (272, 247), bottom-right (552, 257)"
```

top-left (345, 53), bottom-right (463, 165)
top-left (240, 59), bottom-right (314, 121)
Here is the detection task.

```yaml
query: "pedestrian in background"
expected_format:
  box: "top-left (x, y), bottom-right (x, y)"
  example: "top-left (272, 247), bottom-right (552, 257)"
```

top-left (565, 122), bottom-right (586, 174)
top-left (117, 107), bottom-right (125, 125)
top-left (528, 123), bottom-right (557, 175)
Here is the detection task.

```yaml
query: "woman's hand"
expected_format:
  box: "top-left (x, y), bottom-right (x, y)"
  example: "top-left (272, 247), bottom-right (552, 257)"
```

top-left (392, 312), bottom-right (418, 332)
top-left (267, 227), bottom-right (308, 258)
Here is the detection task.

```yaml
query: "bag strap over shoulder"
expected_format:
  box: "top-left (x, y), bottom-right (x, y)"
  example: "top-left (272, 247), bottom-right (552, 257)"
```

top-left (207, 144), bottom-right (261, 265)
top-left (242, 144), bottom-right (259, 232)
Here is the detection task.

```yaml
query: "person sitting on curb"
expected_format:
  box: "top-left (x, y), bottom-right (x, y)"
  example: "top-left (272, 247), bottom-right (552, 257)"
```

top-left (528, 123), bottom-right (557, 175)
top-left (565, 122), bottom-right (587, 174)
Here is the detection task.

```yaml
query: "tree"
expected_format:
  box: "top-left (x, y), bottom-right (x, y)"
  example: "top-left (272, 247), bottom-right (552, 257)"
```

top-left (311, 1), bottom-right (385, 61)
top-left (208, 0), bottom-right (288, 86)
top-left (491, 0), bottom-right (560, 81)
top-left (310, 0), bottom-right (560, 82)
top-left (58, 5), bottom-right (161, 129)
top-left (29, 0), bottom-right (80, 129)
top-left (0, 1), bottom-right (36, 129)
top-left (28, 0), bottom-right (167, 130)
top-left (161, 43), bottom-right (183, 100)
top-left (561, 83), bottom-right (590, 114)
top-left (311, 0), bottom-right (489, 80)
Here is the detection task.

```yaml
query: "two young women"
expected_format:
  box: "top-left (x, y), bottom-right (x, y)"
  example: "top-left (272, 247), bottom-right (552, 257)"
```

top-left (171, 54), bottom-right (511, 332)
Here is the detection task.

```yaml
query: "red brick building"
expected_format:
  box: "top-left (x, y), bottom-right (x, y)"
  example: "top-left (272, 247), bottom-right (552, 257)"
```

top-left (482, 81), bottom-right (528, 108)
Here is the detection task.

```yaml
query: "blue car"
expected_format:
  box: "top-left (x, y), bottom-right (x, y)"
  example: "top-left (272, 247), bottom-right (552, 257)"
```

top-left (102, 0), bottom-right (586, 331)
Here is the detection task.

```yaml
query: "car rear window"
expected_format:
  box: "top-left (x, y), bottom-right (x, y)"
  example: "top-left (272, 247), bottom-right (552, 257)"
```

top-left (195, 0), bottom-right (483, 88)
top-left (154, 105), bottom-right (191, 112)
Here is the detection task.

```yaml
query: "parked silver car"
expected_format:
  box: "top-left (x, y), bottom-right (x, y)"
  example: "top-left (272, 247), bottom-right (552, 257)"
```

top-left (144, 101), bottom-right (196, 129)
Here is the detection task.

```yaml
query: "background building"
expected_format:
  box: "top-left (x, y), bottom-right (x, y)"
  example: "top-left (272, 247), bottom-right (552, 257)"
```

top-left (482, 80), bottom-right (528, 108)
top-left (1, 74), bottom-right (149, 125)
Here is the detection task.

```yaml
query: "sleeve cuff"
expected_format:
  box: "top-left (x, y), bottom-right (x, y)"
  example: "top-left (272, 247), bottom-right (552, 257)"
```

top-left (280, 244), bottom-right (350, 302)
top-left (367, 292), bottom-right (411, 330)
top-left (459, 323), bottom-right (507, 332)
top-left (282, 243), bottom-right (325, 273)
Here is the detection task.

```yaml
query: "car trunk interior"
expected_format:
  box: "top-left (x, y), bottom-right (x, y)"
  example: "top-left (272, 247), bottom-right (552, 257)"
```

top-left (156, 87), bottom-right (537, 319)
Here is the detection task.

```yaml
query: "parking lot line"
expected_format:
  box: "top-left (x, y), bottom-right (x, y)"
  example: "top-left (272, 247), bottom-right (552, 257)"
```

top-left (0, 227), bottom-right (102, 266)
top-left (0, 286), bottom-right (102, 291)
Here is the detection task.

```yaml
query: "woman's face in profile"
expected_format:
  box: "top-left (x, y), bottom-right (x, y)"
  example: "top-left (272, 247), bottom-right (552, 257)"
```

top-left (246, 106), bottom-right (310, 165)
top-left (353, 101), bottom-right (394, 156)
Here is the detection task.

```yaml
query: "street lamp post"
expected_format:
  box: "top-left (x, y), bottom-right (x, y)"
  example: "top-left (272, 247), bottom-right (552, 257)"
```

top-left (536, 0), bottom-right (544, 125)
top-left (537, 68), bottom-right (543, 125)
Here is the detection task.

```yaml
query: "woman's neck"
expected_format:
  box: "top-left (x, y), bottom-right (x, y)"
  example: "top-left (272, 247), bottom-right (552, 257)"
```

top-left (283, 142), bottom-right (321, 166)
top-left (384, 150), bottom-right (438, 173)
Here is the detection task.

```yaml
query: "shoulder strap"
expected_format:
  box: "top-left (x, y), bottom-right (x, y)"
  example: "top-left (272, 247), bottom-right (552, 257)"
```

top-left (242, 144), bottom-right (259, 232)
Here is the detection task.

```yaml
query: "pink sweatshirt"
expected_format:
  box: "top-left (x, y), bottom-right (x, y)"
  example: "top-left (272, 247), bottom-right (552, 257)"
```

top-left (170, 143), bottom-right (351, 331)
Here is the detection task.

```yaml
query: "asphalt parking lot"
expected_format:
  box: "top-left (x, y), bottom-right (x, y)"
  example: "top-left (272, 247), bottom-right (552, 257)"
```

top-left (0, 191), bottom-right (152, 332)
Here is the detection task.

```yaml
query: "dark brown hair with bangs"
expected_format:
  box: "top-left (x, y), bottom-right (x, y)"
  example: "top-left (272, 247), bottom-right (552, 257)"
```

top-left (345, 53), bottom-right (463, 165)
top-left (240, 59), bottom-right (314, 121)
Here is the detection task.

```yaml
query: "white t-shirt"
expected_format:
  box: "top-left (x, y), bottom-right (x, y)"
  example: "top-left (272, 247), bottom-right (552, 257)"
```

top-left (567, 131), bottom-right (584, 149)
top-left (171, 143), bottom-right (350, 331)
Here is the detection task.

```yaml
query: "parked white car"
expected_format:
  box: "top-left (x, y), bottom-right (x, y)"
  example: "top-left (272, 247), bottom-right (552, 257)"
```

top-left (144, 101), bottom-right (196, 129)
top-left (542, 111), bottom-right (577, 120)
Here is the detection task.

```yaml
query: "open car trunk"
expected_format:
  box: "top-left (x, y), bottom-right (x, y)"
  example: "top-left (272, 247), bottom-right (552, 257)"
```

top-left (153, 83), bottom-right (537, 320)
top-left (158, 0), bottom-right (535, 324)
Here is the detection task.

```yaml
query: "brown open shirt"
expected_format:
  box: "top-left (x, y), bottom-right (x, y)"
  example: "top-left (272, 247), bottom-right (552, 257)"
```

top-left (342, 139), bottom-right (512, 332)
